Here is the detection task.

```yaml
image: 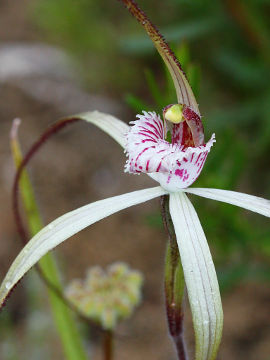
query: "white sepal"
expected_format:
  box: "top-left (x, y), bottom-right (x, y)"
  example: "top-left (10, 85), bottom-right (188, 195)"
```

top-left (0, 186), bottom-right (167, 308)
top-left (184, 188), bottom-right (270, 217)
top-left (169, 192), bottom-right (223, 360)
top-left (74, 111), bottom-right (129, 148)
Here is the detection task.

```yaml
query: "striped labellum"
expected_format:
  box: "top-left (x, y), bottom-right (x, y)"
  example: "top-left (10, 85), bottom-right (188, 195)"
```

top-left (125, 109), bottom-right (215, 192)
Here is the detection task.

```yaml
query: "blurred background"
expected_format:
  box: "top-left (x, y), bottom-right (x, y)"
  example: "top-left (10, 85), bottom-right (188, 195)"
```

top-left (0, 0), bottom-right (270, 359)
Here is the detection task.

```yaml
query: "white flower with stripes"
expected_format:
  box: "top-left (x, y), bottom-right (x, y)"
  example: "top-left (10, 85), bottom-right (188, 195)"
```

top-left (1, 109), bottom-right (269, 360)
top-left (0, 1), bottom-right (269, 360)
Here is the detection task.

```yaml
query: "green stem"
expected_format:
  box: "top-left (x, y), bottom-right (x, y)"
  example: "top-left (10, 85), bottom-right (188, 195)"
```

top-left (161, 195), bottom-right (188, 360)
top-left (10, 119), bottom-right (88, 360)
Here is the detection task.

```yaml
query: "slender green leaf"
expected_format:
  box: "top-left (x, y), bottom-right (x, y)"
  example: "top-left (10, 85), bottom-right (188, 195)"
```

top-left (10, 119), bottom-right (88, 360)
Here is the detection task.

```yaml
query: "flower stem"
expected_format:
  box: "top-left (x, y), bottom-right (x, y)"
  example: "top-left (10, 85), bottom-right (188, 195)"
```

top-left (174, 335), bottom-right (188, 360)
top-left (103, 330), bottom-right (114, 360)
top-left (161, 195), bottom-right (188, 360)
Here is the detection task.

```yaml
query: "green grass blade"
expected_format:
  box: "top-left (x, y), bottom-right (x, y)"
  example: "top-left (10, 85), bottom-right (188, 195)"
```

top-left (10, 119), bottom-right (87, 360)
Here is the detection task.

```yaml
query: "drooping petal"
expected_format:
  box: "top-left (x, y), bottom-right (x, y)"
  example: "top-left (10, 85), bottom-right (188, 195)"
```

top-left (125, 112), bottom-right (215, 191)
top-left (0, 186), bottom-right (167, 309)
top-left (72, 111), bottom-right (129, 148)
top-left (120, 0), bottom-right (199, 114)
top-left (184, 188), bottom-right (270, 217)
top-left (169, 192), bottom-right (223, 360)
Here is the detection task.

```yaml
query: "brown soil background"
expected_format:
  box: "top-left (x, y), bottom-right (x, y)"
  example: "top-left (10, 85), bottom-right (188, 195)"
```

top-left (0, 1), bottom-right (270, 359)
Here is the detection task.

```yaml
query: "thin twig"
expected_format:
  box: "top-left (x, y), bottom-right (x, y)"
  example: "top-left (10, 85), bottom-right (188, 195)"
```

top-left (12, 117), bottom-right (80, 244)
top-left (103, 330), bottom-right (114, 360)
top-left (10, 117), bottom-right (103, 328)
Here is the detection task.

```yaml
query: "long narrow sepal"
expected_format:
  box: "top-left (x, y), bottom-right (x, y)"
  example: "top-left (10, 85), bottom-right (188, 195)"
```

top-left (169, 192), bottom-right (223, 360)
top-left (10, 119), bottom-right (88, 360)
top-left (71, 111), bottom-right (129, 148)
top-left (0, 186), bottom-right (167, 309)
top-left (12, 112), bottom-right (128, 245)
top-left (184, 188), bottom-right (270, 218)
top-left (119, 0), bottom-right (199, 114)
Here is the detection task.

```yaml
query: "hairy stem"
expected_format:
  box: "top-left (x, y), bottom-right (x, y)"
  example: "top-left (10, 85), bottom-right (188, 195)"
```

top-left (118, 0), bottom-right (200, 114)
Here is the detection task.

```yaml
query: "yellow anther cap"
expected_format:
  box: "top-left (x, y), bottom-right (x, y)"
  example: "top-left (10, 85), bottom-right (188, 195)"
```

top-left (164, 104), bottom-right (184, 124)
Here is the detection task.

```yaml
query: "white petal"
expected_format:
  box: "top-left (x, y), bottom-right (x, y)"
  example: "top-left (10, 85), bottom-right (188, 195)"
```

top-left (76, 111), bottom-right (162, 186)
top-left (169, 192), bottom-right (223, 360)
top-left (125, 111), bottom-right (215, 191)
top-left (0, 186), bottom-right (167, 308)
top-left (155, 134), bottom-right (215, 192)
top-left (74, 111), bottom-right (129, 148)
top-left (184, 188), bottom-right (270, 217)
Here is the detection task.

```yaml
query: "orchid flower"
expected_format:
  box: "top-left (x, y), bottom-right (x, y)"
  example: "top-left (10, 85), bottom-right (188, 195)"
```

top-left (1, 1), bottom-right (270, 360)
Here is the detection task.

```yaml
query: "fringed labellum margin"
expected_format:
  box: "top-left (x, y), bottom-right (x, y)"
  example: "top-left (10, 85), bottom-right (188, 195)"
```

top-left (1, 2), bottom-right (268, 360)
top-left (125, 111), bottom-right (215, 192)
top-left (1, 107), bottom-right (269, 360)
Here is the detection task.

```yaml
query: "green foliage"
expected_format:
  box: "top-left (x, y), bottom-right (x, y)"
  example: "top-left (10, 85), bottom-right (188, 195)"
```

top-left (32, 0), bottom-right (140, 91)
top-left (133, 8), bottom-right (270, 292)
top-left (11, 128), bottom-right (87, 360)
top-left (31, 0), bottom-right (270, 292)
top-left (119, 17), bottom-right (222, 55)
